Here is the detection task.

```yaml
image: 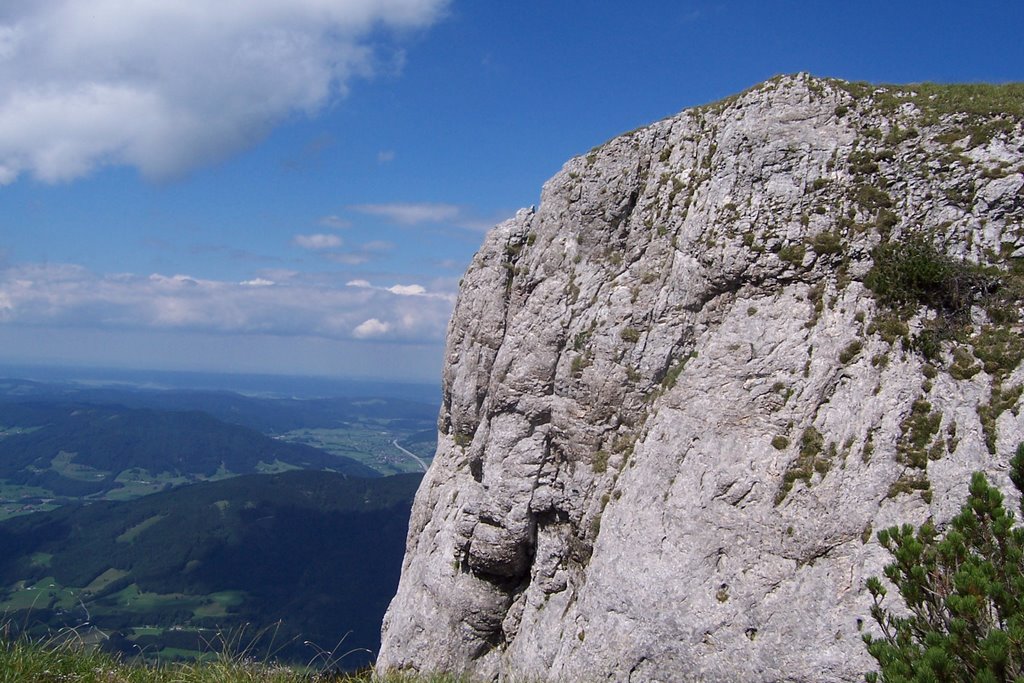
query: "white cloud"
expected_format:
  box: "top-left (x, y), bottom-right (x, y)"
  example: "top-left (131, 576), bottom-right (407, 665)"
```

top-left (353, 318), bottom-right (390, 338)
top-left (350, 202), bottom-right (461, 225)
top-left (387, 284), bottom-right (427, 296)
top-left (349, 202), bottom-right (512, 231)
top-left (346, 279), bottom-right (452, 301)
top-left (0, 0), bottom-right (450, 184)
top-left (377, 149), bottom-right (396, 164)
top-left (0, 261), bottom-right (455, 342)
top-left (322, 239), bottom-right (394, 265)
top-left (327, 253), bottom-right (370, 265)
top-left (259, 269), bottom-right (299, 282)
top-left (148, 273), bottom-right (200, 288)
top-left (362, 240), bottom-right (394, 252)
top-left (293, 233), bottom-right (343, 249)
top-left (318, 214), bottom-right (351, 229)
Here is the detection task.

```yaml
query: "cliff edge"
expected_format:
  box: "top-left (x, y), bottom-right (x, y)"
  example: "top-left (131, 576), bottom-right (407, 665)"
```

top-left (377, 74), bottom-right (1024, 682)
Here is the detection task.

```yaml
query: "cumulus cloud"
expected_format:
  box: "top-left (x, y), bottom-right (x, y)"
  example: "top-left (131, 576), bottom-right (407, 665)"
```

top-left (349, 201), bottom-right (512, 231)
top-left (350, 202), bottom-right (461, 225)
top-left (387, 284), bottom-right (427, 296)
top-left (318, 214), bottom-right (351, 229)
top-left (322, 239), bottom-right (394, 265)
top-left (0, 261), bottom-right (455, 342)
top-left (353, 318), bottom-right (390, 338)
top-left (0, 0), bottom-right (449, 184)
top-left (346, 279), bottom-right (452, 301)
top-left (293, 233), bottom-right (343, 249)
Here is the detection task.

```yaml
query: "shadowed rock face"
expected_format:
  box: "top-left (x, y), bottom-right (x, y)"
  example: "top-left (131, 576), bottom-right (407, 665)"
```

top-left (377, 74), bottom-right (1024, 682)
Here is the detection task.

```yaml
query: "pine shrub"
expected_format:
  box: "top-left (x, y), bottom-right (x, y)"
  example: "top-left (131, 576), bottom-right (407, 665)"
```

top-left (863, 444), bottom-right (1024, 682)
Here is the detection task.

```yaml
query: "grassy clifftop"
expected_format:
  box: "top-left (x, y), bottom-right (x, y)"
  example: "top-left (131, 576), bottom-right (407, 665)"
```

top-left (0, 628), bottom-right (465, 682)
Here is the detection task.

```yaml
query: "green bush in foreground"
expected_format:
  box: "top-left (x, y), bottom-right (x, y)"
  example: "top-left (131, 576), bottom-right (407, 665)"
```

top-left (863, 445), bottom-right (1024, 682)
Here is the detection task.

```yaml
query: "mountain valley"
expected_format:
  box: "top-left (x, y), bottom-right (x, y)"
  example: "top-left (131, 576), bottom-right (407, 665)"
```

top-left (0, 374), bottom-right (436, 668)
top-left (0, 469), bottom-right (421, 668)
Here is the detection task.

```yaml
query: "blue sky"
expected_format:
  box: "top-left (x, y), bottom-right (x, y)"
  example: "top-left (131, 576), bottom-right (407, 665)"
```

top-left (1, 1), bottom-right (1022, 382)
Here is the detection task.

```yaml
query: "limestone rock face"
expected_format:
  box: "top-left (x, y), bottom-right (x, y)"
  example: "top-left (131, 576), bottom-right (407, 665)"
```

top-left (377, 75), bottom-right (1024, 681)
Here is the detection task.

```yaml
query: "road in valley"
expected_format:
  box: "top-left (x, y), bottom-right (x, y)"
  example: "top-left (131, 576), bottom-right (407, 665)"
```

top-left (392, 440), bottom-right (429, 472)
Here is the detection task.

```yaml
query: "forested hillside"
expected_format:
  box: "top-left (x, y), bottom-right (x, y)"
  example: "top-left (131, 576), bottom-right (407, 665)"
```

top-left (0, 402), bottom-right (378, 501)
top-left (0, 470), bottom-right (421, 668)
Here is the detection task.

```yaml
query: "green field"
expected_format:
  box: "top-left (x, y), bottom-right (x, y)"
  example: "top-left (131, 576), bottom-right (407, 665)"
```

top-left (109, 584), bottom-right (205, 612)
top-left (0, 482), bottom-right (50, 499)
top-left (0, 425), bottom-right (41, 438)
top-left (194, 591), bottom-right (245, 618)
top-left (0, 568), bottom-right (207, 635)
top-left (280, 426), bottom-right (431, 475)
top-left (254, 459), bottom-right (303, 474)
top-left (29, 553), bottom-right (52, 568)
top-left (117, 515), bottom-right (168, 543)
top-left (104, 469), bottom-right (191, 500)
top-left (1, 577), bottom-right (78, 611)
top-left (0, 482), bottom-right (56, 521)
top-left (50, 451), bottom-right (109, 482)
top-left (83, 568), bottom-right (129, 594)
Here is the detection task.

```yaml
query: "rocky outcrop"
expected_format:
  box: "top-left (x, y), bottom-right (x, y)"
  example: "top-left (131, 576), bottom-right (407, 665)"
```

top-left (377, 74), bottom-right (1024, 681)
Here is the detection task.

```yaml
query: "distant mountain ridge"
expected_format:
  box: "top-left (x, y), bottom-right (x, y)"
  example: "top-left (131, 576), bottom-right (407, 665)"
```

top-left (0, 377), bottom-right (440, 434)
top-left (0, 401), bottom-right (379, 499)
top-left (0, 367), bottom-right (441, 403)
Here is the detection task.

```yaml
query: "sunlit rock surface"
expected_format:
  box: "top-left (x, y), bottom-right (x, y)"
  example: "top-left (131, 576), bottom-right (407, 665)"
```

top-left (378, 74), bottom-right (1024, 682)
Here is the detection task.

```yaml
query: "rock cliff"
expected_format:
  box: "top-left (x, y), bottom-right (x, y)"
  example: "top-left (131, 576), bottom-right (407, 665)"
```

top-left (377, 74), bottom-right (1024, 681)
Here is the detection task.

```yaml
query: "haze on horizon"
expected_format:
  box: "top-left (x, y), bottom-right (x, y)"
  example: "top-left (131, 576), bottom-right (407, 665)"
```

top-left (1, 0), bottom-right (1021, 382)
